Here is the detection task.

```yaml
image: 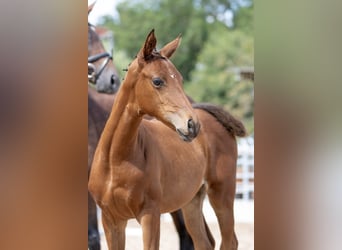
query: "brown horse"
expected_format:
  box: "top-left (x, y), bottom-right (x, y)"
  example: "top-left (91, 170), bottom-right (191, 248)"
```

top-left (88, 4), bottom-right (194, 250)
top-left (89, 30), bottom-right (245, 250)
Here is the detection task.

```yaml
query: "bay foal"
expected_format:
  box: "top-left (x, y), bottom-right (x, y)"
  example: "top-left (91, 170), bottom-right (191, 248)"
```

top-left (88, 4), bottom-right (195, 248)
top-left (89, 30), bottom-right (245, 250)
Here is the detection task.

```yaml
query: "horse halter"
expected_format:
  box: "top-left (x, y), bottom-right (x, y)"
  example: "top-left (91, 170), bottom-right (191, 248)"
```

top-left (88, 51), bottom-right (113, 84)
top-left (88, 22), bottom-right (114, 84)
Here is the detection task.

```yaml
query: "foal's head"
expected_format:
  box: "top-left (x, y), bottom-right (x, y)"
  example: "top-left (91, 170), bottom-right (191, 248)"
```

top-left (126, 30), bottom-right (200, 142)
top-left (88, 4), bottom-right (120, 94)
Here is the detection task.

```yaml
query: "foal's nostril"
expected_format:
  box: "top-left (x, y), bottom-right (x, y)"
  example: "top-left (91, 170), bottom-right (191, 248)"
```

top-left (187, 119), bottom-right (193, 128)
top-left (187, 119), bottom-right (195, 133)
top-left (110, 75), bottom-right (116, 85)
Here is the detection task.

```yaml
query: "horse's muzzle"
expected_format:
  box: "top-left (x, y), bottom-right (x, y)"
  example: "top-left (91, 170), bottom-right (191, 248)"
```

top-left (176, 119), bottom-right (200, 142)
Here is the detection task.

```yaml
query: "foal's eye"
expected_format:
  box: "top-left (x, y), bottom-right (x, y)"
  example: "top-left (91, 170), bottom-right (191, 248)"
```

top-left (152, 77), bottom-right (164, 88)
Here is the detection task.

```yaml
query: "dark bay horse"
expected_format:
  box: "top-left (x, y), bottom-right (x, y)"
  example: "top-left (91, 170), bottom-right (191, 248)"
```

top-left (88, 6), bottom-right (120, 94)
top-left (88, 4), bottom-right (194, 250)
top-left (88, 87), bottom-right (115, 250)
top-left (89, 30), bottom-right (245, 250)
top-left (88, 4), bottom-right (120, 249)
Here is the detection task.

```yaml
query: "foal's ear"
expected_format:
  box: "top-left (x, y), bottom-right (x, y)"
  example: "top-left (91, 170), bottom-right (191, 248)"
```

top-left (138, 29), bottom-right (157, 63)
top-left (160, 34), bottom-right (182, 59)
top-left (88, 1), bottom-right (96, 15)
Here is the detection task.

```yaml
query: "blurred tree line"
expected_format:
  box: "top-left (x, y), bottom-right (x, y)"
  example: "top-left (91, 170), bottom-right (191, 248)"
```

top-left (99, 0), bottom-right (254, 133)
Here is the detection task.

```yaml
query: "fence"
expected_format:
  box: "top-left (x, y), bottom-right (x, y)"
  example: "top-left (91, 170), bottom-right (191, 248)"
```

top-left (236, 136), bottom-right (254, 200)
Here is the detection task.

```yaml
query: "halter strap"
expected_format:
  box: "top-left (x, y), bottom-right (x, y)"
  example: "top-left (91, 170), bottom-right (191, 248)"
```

top-left (88, 52), bottom-right (112, 63)
top-left (88, 22), bottom-right (114, 84)
top-left (88, 52), bottom-right (113, 84)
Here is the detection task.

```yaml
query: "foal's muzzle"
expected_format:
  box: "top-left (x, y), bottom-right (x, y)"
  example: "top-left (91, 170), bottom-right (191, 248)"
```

top-left (176, 119), bottom-right (200, 142)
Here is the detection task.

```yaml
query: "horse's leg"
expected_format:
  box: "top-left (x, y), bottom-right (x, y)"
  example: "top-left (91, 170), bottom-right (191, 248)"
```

top-left (173, 208), bottom-right (214, 250)
top-left (170, 210), bottom-right (194, 250)
top-left (203, 213), bottom-right (216, 248)
top-left (88, 191), bottom-right (101, 250)
top-left (101, 212), bottom-right (127, 250)
top-left (207, 168), bottom-right (238, 250)
top-left (138, 205), bottom-right (161, 250)
top-left (181, 184), bottom-right (215, 250)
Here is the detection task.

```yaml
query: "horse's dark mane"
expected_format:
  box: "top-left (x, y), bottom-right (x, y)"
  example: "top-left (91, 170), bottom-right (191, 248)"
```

top-left (88, 23), bottom-right (101, 48)
top-left (193, 103), bottom-right (247, 137)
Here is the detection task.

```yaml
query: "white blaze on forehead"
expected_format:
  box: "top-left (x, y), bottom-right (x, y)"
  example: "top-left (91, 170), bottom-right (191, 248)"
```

top-left (170, 74), bottom-right (176, 78)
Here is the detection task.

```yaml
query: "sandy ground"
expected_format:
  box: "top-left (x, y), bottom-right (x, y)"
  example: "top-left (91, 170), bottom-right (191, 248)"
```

top-left (98, 200), bottom-right (254, 250)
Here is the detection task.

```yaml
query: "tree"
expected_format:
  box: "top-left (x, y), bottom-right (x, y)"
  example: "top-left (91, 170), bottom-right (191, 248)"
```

top-left (233, 3), bottom-right (253, 35)
top-left (100, 0), bottom-right (209, 81)
top-left (185, 22), bottom-right (254, 133)
top-left (198, 0), bottom-right (253, 26)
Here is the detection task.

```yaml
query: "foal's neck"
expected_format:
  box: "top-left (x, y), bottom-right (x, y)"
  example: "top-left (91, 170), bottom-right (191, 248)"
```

top-left (101, 73), bottom-right (142, 163)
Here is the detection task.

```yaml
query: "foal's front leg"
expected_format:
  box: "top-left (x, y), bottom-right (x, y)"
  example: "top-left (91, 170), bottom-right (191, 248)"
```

top-left (102, 213), bottom-right (127, 250)
top-left (138, 205), bottom-right (161, 250)
top-left (182, 184), bottom-right (215, 250)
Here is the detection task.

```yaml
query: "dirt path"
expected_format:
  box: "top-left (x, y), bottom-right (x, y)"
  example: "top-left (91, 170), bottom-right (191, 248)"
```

top-left (98, 200), bottom-right (254, 249)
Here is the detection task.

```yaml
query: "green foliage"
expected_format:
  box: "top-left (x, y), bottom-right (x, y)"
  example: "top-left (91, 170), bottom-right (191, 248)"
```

top-left (101, 0), bottom-right (208, 81)
top-left (233, 3), bottom-right (253, 35)
top-left (111, 50), bottom-right (132, 80)
top-left (185, 24), bottom-right (254, 133)
top-left (198, 0), bottom-right (252, 20)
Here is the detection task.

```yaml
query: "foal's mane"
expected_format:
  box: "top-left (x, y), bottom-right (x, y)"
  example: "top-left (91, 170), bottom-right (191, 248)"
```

top-left (123, 50), bottom-right (166, 73)
top-left (143, 49), bottom-right (167, 62)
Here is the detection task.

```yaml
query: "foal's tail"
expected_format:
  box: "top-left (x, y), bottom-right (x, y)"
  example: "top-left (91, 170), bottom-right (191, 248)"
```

top-left (193, 103), bottom-right (247, 137)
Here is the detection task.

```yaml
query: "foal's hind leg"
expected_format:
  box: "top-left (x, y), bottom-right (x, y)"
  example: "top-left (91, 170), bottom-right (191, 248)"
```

top-left (181, 184), bottom-right (215, 250)
top-left (207, 163), bottom-right (238, 250)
